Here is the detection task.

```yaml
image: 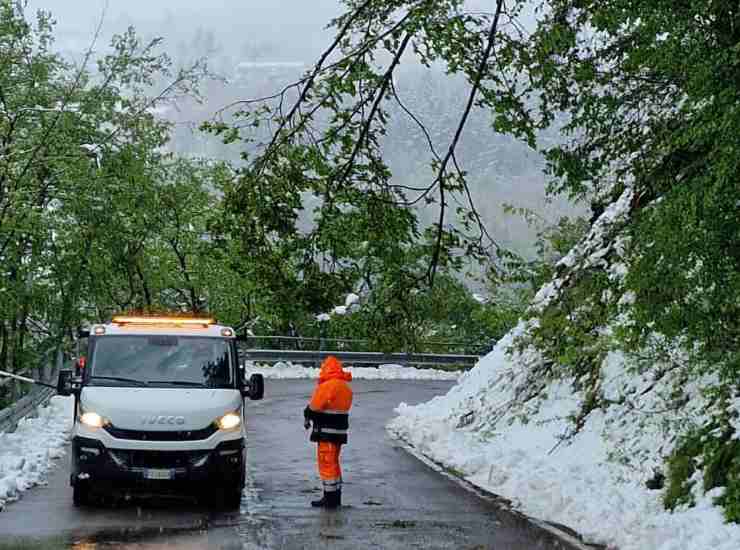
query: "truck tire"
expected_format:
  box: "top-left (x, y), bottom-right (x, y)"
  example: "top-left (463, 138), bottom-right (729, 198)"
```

top-left (210, 487), bottom-right (242, 510)
top-left (224, 488), bottom-right (242, 510)
top-left (73, 482), bottom-right (91, 507)
top-left (249, 373), bottom-right (264, 400)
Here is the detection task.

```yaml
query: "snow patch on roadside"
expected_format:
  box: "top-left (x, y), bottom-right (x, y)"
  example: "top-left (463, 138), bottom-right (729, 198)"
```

top-left (0, 396), bottom-right (74, 511)
top-left (388, 336), bottom-right (740, 550)
top-left (243, 362), bottom-right (460, 381)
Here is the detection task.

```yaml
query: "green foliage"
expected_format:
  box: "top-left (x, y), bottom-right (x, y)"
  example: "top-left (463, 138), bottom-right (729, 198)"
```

top-left (504, 0), bottom-right (740, 381)
top-left (0, 1), bottom-right (209, 391)
top-left (664, 429), bottom-right (703, 512)
top-left (498, 197), bottom-right (622, 438)
top-left (479, 0), bottom-right (740, 520)
top-left (481, 209), bottom-right (589, 357)
top-left (199, 0), bottom-right (544, 338)
top-left (313, 268), bottom-right (493, 354)
top-left (665, 420), bottom-right (740, 524)
top-left (495, 208), bottom-right (588, 294)
top-left (310, 207), bottom-right (589, 353)
top-left (516, 265), bottom-right (616, 431)
top-left (471, 294), bottom-right (523, 345)
top-left (625, 179), bottom-right (740, 382)
top-left (1, 0), bottom-right (552, 407)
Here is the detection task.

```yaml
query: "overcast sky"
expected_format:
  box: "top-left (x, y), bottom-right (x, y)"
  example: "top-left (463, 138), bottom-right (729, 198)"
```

top-left (26, 0), bottom-right (345, 62)
top-left (26, 1), bottom-right (493, 63)
top-left (27, 0), bottom-right (344, 29)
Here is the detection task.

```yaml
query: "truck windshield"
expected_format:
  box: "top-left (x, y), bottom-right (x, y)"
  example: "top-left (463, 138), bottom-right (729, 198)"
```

top-left (88, 335), bottom-right (234, 389)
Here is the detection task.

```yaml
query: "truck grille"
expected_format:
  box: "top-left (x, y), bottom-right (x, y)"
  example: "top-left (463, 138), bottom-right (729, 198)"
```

top-left (108, 449), bottom-right (210, 469)
top-left (103, 424), bottom-right (217, 441)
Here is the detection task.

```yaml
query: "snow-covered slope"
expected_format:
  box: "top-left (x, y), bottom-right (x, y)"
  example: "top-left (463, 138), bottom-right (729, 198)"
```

top-left (388, 190), bottom-right (740, 550)
top-left (0, 396), bottom-right (73, 511)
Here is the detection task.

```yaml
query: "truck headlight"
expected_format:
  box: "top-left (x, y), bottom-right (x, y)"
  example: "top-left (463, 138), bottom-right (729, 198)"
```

top-left (80, 411), bottom-right (108, 428)
top-left (216, 412), bottom-right (241, 430)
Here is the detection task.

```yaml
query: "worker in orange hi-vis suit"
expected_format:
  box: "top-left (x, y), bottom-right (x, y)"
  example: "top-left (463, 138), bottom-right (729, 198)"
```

top-left (303, 356), bottom-right (353, 508)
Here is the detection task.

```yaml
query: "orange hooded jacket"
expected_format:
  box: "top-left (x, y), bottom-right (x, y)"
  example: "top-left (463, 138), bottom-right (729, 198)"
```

top-left (304, 356), bottom-right (353, 444)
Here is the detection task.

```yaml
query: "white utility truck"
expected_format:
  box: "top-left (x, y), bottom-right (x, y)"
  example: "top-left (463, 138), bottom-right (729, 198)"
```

top-left (57, 315), bottom-right (264, 509)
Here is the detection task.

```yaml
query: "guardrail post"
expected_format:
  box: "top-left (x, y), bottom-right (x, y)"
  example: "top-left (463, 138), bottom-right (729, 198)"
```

top-left (41, 350), bottom-right (50, 383)
top-left (33, 359), bottom-right (42, 384)
top-left (11, 376), bottom-right (19, 401)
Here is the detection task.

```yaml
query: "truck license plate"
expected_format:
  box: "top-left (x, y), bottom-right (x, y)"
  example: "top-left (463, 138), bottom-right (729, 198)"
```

top-left (144, 468), bottom-right (173, 480)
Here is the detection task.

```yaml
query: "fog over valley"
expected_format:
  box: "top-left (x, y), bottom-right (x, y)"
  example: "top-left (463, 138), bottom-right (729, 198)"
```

top-left (27, 0), bottom-right (578, 257)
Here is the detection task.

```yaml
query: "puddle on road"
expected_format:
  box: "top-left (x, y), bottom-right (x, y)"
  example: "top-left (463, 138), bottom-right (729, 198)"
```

top-left (0, 513), bottom-right (277, 550)
top-left (0, 469), bottom-right (273, 550)
top-left (0, 519), bottom-right (252, 550)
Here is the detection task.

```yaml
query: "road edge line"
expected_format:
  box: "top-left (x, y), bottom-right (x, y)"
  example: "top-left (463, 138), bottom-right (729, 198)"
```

top-left (388, 430), bottom-right (603, 550)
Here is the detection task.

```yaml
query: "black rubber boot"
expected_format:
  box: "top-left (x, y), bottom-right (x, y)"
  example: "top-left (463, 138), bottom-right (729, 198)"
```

top-left (311, 492), bottom-right (328, 507)
top-left (325, 489), bottom-right (341, 509)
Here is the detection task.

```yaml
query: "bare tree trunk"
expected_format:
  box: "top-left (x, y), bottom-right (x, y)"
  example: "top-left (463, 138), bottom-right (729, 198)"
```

top-left (0, 321), bottom-right (6, 372)
top-left (169, 238), bottom-right (200, 313)
top-left (7, 316), bottom-right (18, 399)
top-left (135, 262), bottom-right (152, 309)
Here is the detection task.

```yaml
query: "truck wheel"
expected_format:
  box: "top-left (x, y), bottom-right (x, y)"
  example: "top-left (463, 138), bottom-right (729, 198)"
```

top-left (211, 487), bottom-right (242, 510)
top-left (225, 488), bottom-right (242, 510)
top-left (73, 482), bottom-right (91, 507)
top-left (249, 373), bottom-right (264, 400)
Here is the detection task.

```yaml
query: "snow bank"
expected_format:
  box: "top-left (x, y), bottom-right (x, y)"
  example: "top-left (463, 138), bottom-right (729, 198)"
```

top-left (387, 189), bottom-right (740, 549)
top-left (0, 396), bottom-right (74, 511)
top-left (389, 331), bottom-right (740, 549)
top-left (244, 362), bottom-right (460, 381)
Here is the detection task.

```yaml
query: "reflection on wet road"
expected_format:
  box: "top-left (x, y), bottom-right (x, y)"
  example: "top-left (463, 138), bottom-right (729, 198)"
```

top-left (0, 380), bottom-right (577, 549)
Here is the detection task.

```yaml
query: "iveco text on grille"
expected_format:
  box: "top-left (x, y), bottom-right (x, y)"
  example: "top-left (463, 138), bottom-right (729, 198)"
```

top-left (141, 415), bottom-right (187, 425)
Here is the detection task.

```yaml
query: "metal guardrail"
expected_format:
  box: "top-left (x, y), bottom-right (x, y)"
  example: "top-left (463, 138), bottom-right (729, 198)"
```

top-left (0, 366), bottom-right (33, 388)
top-left (241, 335), bottom-right (491, 355)
top-left (0, 349), bottom-right (63, 434)
top-left (241, 349), bottom-right (479, 367)
top-left (0, 384), bottom-right (57, 434)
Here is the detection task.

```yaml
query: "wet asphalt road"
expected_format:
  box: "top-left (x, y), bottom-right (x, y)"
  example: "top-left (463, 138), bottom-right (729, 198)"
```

top-left (0, 380), bottom-right (578, 550)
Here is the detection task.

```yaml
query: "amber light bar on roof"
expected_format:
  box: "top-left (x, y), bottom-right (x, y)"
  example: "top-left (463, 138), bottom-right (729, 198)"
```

top-left (112, 316), bottom-right (215, 327)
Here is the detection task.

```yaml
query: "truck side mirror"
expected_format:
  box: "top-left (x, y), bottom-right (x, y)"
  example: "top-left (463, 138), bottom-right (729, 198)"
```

top-left (57, 369), bottom-right (75, 396)
top-left (242, 373), bottom-right (264, 401)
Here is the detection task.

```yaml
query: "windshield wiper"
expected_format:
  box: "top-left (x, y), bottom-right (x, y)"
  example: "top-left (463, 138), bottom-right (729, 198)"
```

top-left (146, 380), bottom-right (207, 387)
top-left (90, 376), bottom-right (148, 387)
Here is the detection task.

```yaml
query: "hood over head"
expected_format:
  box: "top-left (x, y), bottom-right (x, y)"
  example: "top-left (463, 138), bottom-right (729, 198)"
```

top-left (318, 355), bottom-right (352, 383)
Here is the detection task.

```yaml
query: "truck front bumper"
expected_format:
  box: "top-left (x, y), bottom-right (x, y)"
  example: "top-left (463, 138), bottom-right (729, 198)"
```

top-left (71, 436), bottom-right (245, 493)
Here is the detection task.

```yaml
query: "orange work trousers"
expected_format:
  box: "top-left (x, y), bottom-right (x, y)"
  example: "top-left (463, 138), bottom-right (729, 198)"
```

top-left (317, 441), bottom-right (342, 492)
